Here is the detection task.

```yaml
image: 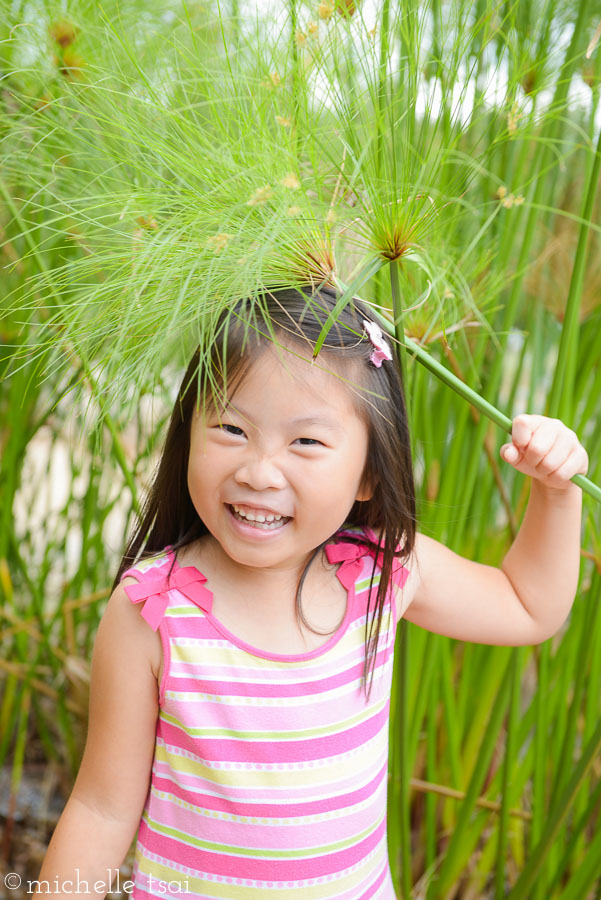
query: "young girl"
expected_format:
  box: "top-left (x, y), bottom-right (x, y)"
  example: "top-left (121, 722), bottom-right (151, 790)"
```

top-left (36, 285), bottom-right (587, 899)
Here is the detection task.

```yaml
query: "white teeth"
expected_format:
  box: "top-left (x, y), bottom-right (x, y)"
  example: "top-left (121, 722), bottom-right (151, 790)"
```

top-left (230, 504), bottom-right (289, 529)
top-left (232, 504), bottom-right (284, 522)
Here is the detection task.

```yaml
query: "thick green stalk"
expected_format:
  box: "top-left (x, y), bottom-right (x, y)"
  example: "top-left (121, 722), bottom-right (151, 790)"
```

top-left (532, 649), bottom-right (549, 893)
top-left (9, 685), bottom-right (30, 817)
top-left (578, 572), bottom-right (601, 856)
top-left (364, 304), bottom-right (601, 503)
top-left (407, 633), bottom-right (437, 771)
top-left (550, 578), bottom-right (601, 802)
top-left (549, 122), bottom-right (601, 419)
top-left (461, 648), bottom-right (508, 776)
top-left (0, 674), bottom-right (18, 768)
top-left (494, 647), bottom-right (523, 899)
top-left (439, 641), bottom-right (461, 787)
top-left (425, 649), bottom-right (440, 872)
top-left (0, 360), bottom-right (36, 560)
top-left (389, 260), bottom-right (407, 389)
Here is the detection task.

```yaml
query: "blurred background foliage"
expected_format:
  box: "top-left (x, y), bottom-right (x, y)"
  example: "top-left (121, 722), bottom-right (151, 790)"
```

top-left (1, 0), bottom-right (601, 896)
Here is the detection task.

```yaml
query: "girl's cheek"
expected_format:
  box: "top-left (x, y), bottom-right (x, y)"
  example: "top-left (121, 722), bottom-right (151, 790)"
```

top-left (190, 436), bottom-right (212, 460)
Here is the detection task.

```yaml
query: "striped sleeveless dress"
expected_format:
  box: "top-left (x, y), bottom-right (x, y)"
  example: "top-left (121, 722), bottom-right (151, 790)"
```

top-left (121, 526), bottom-right (408, 899)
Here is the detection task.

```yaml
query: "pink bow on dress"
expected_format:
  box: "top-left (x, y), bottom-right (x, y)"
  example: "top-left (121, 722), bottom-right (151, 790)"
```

top-left (325, 532), bottom-right (408, 592)
top-left (123, 565), bottom-right (214, 631)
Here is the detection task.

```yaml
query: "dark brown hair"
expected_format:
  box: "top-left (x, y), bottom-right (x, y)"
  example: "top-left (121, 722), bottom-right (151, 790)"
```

top-left (112, 285), bottom-right (416, 700)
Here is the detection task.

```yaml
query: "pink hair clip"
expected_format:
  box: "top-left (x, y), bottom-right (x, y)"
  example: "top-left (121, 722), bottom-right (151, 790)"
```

top-left (362, 319), bottom-right (392, 367)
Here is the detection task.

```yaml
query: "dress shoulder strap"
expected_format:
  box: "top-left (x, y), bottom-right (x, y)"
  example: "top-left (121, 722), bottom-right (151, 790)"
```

top-left (325, 525), bottom-right (409, 592)
top-left (121, 547), bottom-right (172, 582)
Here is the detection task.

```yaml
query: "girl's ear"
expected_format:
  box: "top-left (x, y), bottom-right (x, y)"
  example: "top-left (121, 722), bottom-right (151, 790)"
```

top-left (356, 473), bottom-right (375, 503)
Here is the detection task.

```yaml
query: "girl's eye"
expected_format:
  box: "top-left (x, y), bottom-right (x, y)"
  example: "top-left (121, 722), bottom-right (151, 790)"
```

top-left (215, 425), bottom-right (322, 446)
top-left (217, 424), bottom-right (245, 436)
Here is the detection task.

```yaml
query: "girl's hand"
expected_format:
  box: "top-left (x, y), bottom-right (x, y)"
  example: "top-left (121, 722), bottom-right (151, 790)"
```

top-left (500, 414), bottom-right (588, 494)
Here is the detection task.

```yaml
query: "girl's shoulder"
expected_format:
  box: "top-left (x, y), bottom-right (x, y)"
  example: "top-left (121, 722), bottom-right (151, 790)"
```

top-left (104, 575), bottom-right (165, 688)
top-left (115, 547), bottom-right (176, 684)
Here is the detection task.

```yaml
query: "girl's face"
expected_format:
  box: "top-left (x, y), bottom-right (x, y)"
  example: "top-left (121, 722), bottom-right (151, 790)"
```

top-left (187, 341), bottom-right (372, 574)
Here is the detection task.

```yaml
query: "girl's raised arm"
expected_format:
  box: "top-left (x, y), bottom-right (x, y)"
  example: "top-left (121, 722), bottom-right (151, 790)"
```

top-left (34, 579), bottom-right (161, 897)
top-left (401, 415), bottom-right (588, 645)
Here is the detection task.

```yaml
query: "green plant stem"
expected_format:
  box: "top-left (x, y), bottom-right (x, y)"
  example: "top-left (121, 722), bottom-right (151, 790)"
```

top-left (549, 123), bottom-right (601, 418)
top-left (364, 304), bottom-right (601, 504)
top-left (495, 647), bottom-right (523, 899)
top-left (389, 259), bottom-right (407, 390)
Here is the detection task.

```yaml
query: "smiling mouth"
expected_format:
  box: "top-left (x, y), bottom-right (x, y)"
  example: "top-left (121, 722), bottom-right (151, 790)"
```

top-left (227, 504), bottom-right (292, 530)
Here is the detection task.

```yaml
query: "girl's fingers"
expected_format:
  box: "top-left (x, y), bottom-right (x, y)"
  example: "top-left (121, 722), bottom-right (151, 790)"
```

top-left (551, 457), bottom-right (583, 484)
top-left (501, 415), bottom-right (588, 489)
top-left (538, 448), bottom-right (588, 490)
top-left (516, 418), bottom-right (560, 467)
top-left (500, 443), bottom-right (519, 463)
top-left (529, 432), bottom-right (572, 475)
top-left (510, 413), bottom-right (537, 447)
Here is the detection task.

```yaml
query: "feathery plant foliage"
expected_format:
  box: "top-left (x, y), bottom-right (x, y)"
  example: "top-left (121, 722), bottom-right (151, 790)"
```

top-left (1, 0), bottom-right (502, 426)
top-left (2, 0), bottom-right (601, 895)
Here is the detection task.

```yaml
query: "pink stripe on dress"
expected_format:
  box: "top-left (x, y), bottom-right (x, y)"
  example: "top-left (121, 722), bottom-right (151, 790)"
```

top-left (136, 813), bottom-right (388, 878)
top-left (149, 759), bottom-right (388, 818)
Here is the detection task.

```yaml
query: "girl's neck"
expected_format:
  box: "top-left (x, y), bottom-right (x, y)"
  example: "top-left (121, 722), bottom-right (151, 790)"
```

top-left (187, 533), bottom-right (327, 604)
top-left (179, 534), bottom-right (348, 652)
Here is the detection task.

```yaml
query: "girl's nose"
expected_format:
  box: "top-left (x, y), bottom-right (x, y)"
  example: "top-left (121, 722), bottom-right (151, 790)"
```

top-left (234, 454), bottom-right (287, 491)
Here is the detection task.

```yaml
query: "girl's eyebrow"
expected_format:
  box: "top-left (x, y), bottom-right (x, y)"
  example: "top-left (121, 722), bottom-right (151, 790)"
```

top-left (222, 404), bottom-right (342, 432)
top-left (288, 415), bottom-right (343, 432)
